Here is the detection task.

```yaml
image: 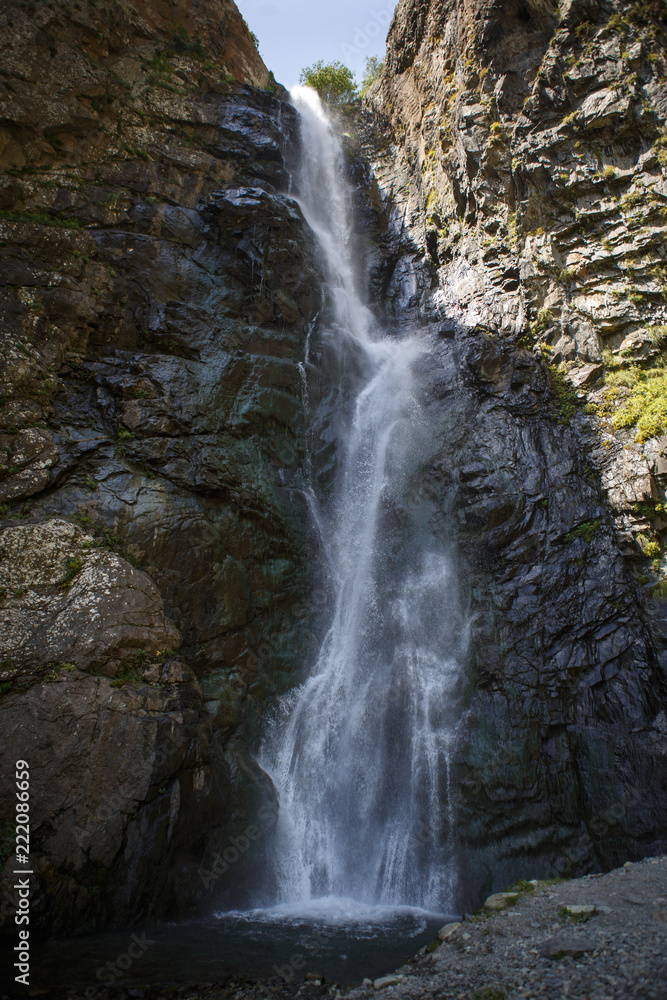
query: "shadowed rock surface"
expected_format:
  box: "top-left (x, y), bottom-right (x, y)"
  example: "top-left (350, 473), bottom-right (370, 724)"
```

top-left (0, 0), bottom-right (321, 933)
top-left (357, 0), bottom-right (667, 906)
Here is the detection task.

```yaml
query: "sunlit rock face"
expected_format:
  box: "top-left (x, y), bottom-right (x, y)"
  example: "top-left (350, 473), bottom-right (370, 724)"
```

top-left (0, 0), bottom-right (320, 933)
top-left (358, 0), bottom-right (667, 906)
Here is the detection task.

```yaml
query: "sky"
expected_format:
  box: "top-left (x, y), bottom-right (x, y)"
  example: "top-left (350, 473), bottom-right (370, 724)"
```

top-left (235, 0), bottom-right (396, 90)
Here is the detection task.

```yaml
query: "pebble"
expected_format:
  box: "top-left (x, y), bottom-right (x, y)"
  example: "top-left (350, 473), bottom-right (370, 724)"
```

top-left (373, 975), bottom-right (405, 989)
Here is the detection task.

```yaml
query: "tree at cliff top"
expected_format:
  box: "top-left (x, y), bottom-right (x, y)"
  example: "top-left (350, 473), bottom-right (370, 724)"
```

top-left (299, 60), bottom-right (358, 108)
top-left (360, 56), bottom-right (384, 95)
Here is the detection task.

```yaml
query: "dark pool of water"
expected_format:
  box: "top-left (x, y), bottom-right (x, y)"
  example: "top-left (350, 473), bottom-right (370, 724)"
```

top-left (3, 899), bottom-right (453, 993)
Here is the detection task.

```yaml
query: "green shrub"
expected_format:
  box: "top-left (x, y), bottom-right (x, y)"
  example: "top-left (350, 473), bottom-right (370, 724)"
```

top-left (548, 363), bottom-right (579, 423)
top-left (609, 361), bottom-right (667, 441)
top-left (60, 556), bottom-right (83, 588)
top-left (565, 520), bottom-right (600, 543)
top-left (299, 60), bottom-right (358, 108)
top-left (169, 24), bottom-right (206, 59)
top-left (0, 210), bottom-right (83, 230)
top-left (637, 535), bottom-right (661, 558)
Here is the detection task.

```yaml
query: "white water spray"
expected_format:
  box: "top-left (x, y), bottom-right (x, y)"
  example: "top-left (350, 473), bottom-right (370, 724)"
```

top-left (260, 87), bottom-right (468, 913)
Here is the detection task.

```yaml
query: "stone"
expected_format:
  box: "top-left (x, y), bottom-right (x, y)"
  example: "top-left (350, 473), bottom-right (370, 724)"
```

top-left (568, 364), bottom-right (604, 389)
top-left (560, 904), bottom-right (598, 920)
top-left (437, 922), bottom-right (462, 941)
top-left (540, 935), bottom-right (597, 960)
top-left (374, 975), bottom-right (405, 989)
top-left (484, 892), bottom-right (521, 912)
top-left (0, 519), bottom-right (180, 673)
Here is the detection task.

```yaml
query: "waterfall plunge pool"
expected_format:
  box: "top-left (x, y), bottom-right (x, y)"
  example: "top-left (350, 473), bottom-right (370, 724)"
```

top-left (18, 901), bottom-right (453, 992)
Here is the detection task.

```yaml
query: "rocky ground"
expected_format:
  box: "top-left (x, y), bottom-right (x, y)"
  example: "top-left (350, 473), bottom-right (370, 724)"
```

top-left (13, 856), bottom-right (665, 1000)
top-left (348, 856), bottom-right (667, 1000)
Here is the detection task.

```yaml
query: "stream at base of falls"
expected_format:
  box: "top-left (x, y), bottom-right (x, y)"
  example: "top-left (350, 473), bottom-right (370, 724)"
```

top-left (4, 904), bottom-right (453, 991)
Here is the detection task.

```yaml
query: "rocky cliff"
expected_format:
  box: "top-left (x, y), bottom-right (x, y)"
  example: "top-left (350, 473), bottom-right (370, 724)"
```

top-left (1, 0), bottom-right (667, 940)
top-left (360, 0), bottom-right (667, 905)
top-left (0, 0), bottom-right (323, 933)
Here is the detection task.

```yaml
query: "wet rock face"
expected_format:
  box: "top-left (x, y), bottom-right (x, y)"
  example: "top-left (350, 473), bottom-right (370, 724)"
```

top-left (0, 662), bottom-right (276, 933)
top-left (428, 332), bottom-right (667, 907)
top-left (0, 0), bottom-right (318, 932)
top-left (359, 0), bottom-right (667, 908)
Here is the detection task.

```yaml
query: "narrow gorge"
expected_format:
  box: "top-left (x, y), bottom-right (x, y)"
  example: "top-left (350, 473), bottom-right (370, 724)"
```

top-left (0, 0), bottom-right (666, 993)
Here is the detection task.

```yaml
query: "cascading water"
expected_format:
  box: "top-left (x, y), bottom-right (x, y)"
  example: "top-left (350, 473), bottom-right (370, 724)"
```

top-left (260, 88), bottom-right (469, 915)
top-left (22, 87), bottom-right (470, 998)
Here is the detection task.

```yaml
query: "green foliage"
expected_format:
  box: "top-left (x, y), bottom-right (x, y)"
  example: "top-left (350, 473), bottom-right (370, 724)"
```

top-left (60, 556), bottom-right (83, 588)
top-left (511, 879), bottom-right (536, 893)
top-left (489, 121), bottom-right (506, 145)
top-left (608, 360), bottom-right (667, 441)
top-left (169, 24), bottom-right (206, 59)
top-left (299, 60), bottom-right (358, 108)
top-left (633, 501), bottom-right (667, 519)
top-left (110, 668), bottom-right (143, 689)
top-left (360, 56), bottom-right (384, 95)
top-left (637, 535), bottom-right (661, 558)
top-left (565, 520), bottom-right (600, 543)
top-left (558, 905), bottom-right (594, 925)
top-left (527, 307), bottom-right (551, 343)
top-left (547, 363), bottom-right (579, 423)
top-left (123, 143), bottom-right (151, 162)
top-left (647, 325), bottom-right (667, 347)
top-left (0, 210), bottom-right (83, 230)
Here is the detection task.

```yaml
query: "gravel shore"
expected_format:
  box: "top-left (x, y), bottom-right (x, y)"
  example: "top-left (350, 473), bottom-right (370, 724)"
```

top-left (345, 856), bottom-right (667, 1000)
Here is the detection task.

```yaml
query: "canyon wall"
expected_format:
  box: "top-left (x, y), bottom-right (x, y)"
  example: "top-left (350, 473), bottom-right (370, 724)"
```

top-left (360, 0), bottom-right (667, 904)
top-left (0, 0), bottom-right (323, 932)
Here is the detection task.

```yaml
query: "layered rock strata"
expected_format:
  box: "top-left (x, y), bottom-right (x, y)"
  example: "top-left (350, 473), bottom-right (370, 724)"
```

top-left (0, 0), bottom-right (321, 932)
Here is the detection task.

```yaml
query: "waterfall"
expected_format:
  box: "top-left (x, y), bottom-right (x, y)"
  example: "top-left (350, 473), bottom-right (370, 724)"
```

top-left (260, 87), bottom-right (469, 914)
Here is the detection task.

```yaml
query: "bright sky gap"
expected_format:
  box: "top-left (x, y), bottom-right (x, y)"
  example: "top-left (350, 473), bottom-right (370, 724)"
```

top-left (235, 0), bottom-right (393, 89)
